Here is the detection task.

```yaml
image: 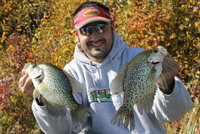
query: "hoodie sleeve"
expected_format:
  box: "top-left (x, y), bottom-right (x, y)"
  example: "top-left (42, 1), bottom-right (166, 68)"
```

top-left (152, 76), bottom-right (192, 122)
top-left (31, 94), bottom-right (83, 134)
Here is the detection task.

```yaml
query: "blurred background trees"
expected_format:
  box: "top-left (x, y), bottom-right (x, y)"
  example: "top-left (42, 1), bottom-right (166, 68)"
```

top-left (0, 0), bottom-right (199, 133)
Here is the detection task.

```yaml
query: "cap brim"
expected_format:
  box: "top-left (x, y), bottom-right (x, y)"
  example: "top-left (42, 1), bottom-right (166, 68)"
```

top-left (75, 17), bottom-right (111, 30)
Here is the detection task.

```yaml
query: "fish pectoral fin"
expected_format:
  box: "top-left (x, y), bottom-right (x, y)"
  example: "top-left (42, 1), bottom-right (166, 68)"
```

top-left (62, 70), bottom-right (84, 94)
top-left (33, 88), bottom-right (40, 100)
top-left (147, 68), bottom-right (156, 81)
top-left (110, 64), bottom-right (128, 94)
top-left (43, 98), bottom-right (67, 116)
top-left (157, 73), bottom-right (168, 90)
top-left (38, 82), bottom-right (49, 92)
top-left (70, 104), bottom-right (94, 128)
top-left (136, 87), bottom-right (156, 115)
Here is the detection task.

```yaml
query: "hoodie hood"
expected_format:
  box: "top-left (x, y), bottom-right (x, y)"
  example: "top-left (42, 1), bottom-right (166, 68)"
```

top-left (73, 30), bottom-right (128, 103)
top-left (74, 30), bottom-right (127, 66)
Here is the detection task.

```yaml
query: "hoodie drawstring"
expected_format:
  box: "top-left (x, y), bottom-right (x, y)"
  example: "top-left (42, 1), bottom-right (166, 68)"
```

top-left (89, 61), bottom-right (101, 103)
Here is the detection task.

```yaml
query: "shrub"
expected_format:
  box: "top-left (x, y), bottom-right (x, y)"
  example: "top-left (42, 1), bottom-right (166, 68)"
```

top-left (0, 34), bottom-right (42, 133)
top-left (0, 0), bottom-right (199, 133)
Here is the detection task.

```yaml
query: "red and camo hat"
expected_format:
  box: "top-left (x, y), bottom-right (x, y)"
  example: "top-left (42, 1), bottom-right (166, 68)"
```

top-left (74, 6), bottom-right (111, 30)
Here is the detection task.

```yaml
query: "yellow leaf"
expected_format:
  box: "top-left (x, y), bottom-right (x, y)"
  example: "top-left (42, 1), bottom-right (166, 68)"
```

top-left (197, 71), bottom-right (200, 74)
top-left (179, 25), bottom-right (184, 30)
top-left (184, 70), bottom-right (190, 76)
top-left (193, 57), bottom-right (198, 60)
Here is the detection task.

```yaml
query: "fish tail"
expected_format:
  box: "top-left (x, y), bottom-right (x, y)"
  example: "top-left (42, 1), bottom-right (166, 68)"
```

top-left (111, 106), bottom-right (135, 131)
top-left (70, 104), bottom-right (94, 128)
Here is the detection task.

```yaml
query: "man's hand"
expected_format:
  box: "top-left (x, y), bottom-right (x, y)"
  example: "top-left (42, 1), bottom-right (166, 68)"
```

top-left (18, 69), bottom-right (35, 96)
top-left (19, 69), bottom-right (44, 105)
top-left (158, 56), bottom-right (180, 94)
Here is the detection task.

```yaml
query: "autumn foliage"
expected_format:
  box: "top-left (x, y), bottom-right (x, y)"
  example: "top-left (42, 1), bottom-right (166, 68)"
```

top-left (0, 0), bottom-right (199, 133)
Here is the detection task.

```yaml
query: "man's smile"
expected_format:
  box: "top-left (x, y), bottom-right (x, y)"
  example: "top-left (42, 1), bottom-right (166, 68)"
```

top-left (88, 40), bottom-right (105, 49)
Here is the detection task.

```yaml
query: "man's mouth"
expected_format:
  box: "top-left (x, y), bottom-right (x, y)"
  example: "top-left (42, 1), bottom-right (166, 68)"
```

top-left (90, 42), bottom-right (104, 48)
top-left (92, 43), bottom-right (103, 47)
top-left (88, 40), bottom-right (105, 48)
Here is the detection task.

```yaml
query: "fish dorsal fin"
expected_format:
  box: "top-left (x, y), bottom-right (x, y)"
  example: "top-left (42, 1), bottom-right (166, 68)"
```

top-left (62, 70), bottom-right (84, 94)
top-left (157, 73), bottom-right (168, 90)
top-left (110, 64), bottom-right (129, 94)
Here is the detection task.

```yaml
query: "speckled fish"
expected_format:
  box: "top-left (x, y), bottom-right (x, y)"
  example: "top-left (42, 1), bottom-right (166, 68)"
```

top-left (23, 63), bottom-right (94, 128)
top-left (110, 46), bottom-right (169, 131)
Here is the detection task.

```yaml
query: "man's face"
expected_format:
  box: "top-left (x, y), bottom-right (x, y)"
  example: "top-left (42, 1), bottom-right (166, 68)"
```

top-left (73, 21), bottom-right (115, 63)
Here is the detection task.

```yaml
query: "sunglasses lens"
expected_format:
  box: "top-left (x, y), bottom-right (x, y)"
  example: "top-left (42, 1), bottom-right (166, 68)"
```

top-left (80, 27), bottom-right (93, 35)
top-left (79, 23), bottom-right (110, 35)
top-left (96, 23), bottom-right (109, 34)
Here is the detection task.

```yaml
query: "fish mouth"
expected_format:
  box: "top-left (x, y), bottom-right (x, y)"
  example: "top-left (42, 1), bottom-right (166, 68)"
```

top-left (34, 74), bottom-right (44, 82)
top-left (151, 62), bottom-right (160, 65)
top-left (35, 74), bottom-right (42, 79)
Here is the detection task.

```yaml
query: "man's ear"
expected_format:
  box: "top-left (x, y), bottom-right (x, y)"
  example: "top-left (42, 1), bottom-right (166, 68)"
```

top-left (111, 22), bottom-right (115, 36)
top-left (73, 29), bottom-right (80, 42)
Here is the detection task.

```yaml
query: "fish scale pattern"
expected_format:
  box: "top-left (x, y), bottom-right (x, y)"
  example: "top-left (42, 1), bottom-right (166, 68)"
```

top-left (111, 47), bottom-right (165, 131)
top-left (124, 50), bottom-right (163, 111)
top-left (24, 62), bottom-right (94, 128)
top-left (38, 63), bottom-right (76, 107)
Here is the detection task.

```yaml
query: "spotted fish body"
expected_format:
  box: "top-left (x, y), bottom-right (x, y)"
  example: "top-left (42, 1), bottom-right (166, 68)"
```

top-left (110, 46), bottom-right (169, 131)
top-left (23, 63), bottom-right (94, 128)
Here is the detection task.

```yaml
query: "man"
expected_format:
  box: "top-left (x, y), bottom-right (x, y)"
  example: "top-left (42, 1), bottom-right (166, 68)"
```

top-left (19, 1), bottom-right (192, 134)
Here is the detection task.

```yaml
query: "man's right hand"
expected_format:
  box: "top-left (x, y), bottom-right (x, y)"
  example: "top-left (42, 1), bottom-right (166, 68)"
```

top-left (18, 69), bottom-right (35, 96)
top-left (19, 69), bottom-right (44, 106)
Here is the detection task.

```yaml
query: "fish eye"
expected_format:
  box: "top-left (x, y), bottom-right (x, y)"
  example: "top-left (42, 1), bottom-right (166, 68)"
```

top-left (153, 49), bottom-right (158, 53)
top-left (33, 64), bottom-right (37, 68)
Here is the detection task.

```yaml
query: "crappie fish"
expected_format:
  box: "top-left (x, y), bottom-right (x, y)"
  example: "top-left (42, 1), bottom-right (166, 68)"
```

top-left (23, 63), bottom-right (94, 128)
top-left (110, 46), bottom-right (169, 131)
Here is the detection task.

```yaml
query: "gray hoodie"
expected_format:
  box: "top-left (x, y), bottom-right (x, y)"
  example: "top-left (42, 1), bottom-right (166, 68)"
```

top-left (32, 31), bottom-right (192, 134)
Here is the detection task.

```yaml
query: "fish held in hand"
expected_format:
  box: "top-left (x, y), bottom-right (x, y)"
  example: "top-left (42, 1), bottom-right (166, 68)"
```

top-left (23, 63), bottom-right (94, 128)
top-left (110, 46), bottom-right (169, 131)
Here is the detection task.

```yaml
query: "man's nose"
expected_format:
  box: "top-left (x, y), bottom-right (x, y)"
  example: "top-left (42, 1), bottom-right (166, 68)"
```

top-left (90, 29), bottom-right (100, 41)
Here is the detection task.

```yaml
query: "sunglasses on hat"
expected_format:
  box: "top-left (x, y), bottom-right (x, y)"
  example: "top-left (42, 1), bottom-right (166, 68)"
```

top-left (79, 23), bottom-right (110, 36)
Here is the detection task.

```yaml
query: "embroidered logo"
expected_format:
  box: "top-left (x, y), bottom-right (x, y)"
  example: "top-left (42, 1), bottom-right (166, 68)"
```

top-left (83, 8), bottom-right (100, 17)
top-left (88, 89), bottom-right (112, 103)
top-left (87, 88), bottom-right (124, 104)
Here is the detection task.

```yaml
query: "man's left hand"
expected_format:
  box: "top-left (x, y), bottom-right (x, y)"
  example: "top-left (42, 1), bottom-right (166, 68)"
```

top-left (158, 56), bottom-right (180, 94)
